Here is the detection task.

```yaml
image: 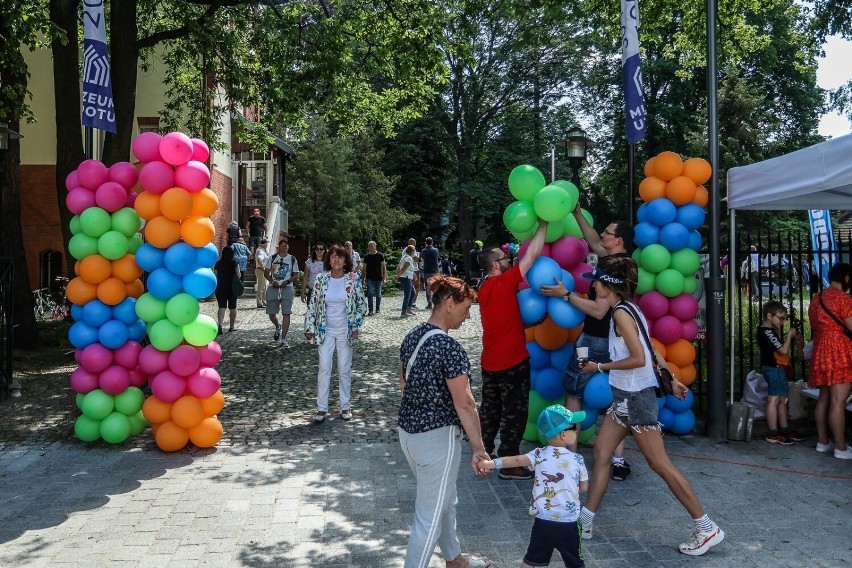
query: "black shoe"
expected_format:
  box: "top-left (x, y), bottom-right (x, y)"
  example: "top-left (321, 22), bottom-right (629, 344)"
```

top-left (611, 461), bottom-right (631, 481)
top-left (273, 327), bottom-right (281, 341)
top-left (498, 467), bottom-right (534, 480)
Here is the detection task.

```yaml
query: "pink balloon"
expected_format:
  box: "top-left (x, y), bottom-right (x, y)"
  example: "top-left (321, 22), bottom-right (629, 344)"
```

top-left (186, 367), bottom-right (221, 398)
top-left (681, 319), bottom-right (699, 341)
top-left (70, 367), bottom-right (99, 394)
top-left (570, 262), bottom-right (593, 295)
top-left (190, 138), bottom-right (210, 162)
top-left (74, 348), bottom-right (83, 365)
top-left (66, 187), bottom-right (97, 215)
top-left (550, 236), bottom-right (589, 270)
top-left (80, 343), bottom-right (114, 374)
top-left (518, 241), bottom-right (551, 261)
top-left (150, 370), bottom-right (186, 402)
top-left (113, 340), bottom-right (142, 369)
top-left (174, 161), bottom-right (210, 193)
top-left (645, 317), bottom-right (655, 338)
top-left (124, 191), bottom-right (137, 208)
top-left (132, 132), bottom-right (163, 163)
top-left (99, 365), bottom-right (131, 395)
top-left (668, 293), bottom-right (699, 322)
top-left (138, 161), bottom-right (175, 194)
top-left (95, 181), bottom-right (128, 212)
top-left (66, 170), bottom-right (80, 191)
top-left (159, 132), bottom-right (194, 166)
top-left (109, 161), bottom-right (139, 189)
top-left (128, 367), bottom-right (147, 387)
top-left (196, 341), bottom-right (222, 367)
top-left (168, 344), bottom-right (201, 376)
top-left (638, 291), bottom-right (669, 320)
top-left (540, 243), bottom-right (552, 258)
top-left (77, 159), bottom-right (109, 190)
top-left (139, 344), bottom-right (170, 375)
top-left (653, 315), bottom-right (682, 345)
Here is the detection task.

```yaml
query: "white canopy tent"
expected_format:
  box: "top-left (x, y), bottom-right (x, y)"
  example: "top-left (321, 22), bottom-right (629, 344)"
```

top-left (725, 133), bottom-right (852, 399)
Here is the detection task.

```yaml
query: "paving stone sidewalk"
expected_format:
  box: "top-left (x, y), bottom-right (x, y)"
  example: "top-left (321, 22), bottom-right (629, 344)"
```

top-left (1, 293), bottom-right (850, 567)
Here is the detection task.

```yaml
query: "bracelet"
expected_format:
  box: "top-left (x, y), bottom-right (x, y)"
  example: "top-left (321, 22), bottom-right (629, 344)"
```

top-left (597, 362), bottom-right (603, 372)
top-left (493, 458), bottom-right (504, 470)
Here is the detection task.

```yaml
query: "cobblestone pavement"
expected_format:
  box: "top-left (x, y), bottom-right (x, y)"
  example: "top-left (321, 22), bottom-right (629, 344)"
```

top-left (1, 293), bottom-right (850, 567)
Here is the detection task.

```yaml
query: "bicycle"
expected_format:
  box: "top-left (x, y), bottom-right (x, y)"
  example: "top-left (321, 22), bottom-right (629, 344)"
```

top-left (32, 277), bottom-right (70, 321)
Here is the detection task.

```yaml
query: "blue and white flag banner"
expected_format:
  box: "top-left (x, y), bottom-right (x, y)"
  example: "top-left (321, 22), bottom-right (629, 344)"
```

top-left (82, 0), bottom-right (116, 133)
top-left (621, 0), bottom-right (646, 144)
top-left (808, 209), bottom-right (836, 287)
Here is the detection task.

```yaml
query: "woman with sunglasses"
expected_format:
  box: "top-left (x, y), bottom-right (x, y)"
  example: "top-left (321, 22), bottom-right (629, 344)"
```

top-left (301, 242), bottom-right (326, 307)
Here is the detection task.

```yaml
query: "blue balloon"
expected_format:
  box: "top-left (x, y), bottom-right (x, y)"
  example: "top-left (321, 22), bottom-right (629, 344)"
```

top-left (659, 222), bottom-right (690, 251)
top-left (559, 269), bottom-right (576, 292)
top-left (548, 297), bottom-right (585, 329)
top-left (646, 198), bottom-right (677, 227)
top-left (536, 367), bottom-right (564, 400)
top-left (658, 407), bottom-right (675, 430)
top-left (148, 268), bottom-right (183, 300)
top-left (675, 203), bottom-right (706, 231)
top-left (550, 342), bottom-right (574, 374)
top-left (82, 300), bottom-right (112, 328)
top-left (112, 297), bottom-right (139, 325)
top-left (688, 231), bottom-right (703, 252)
top-left (517, 289), bottom-right (548, 325)
top-left (98, 319), bottom-right (129, 350)
top-left (70, 304), bottom-right (84, 322)
top-left (135, 243), bottom-right (166, 272)
top-left (636, 203), bottom-right (649, 223)
top-left (634, 222), bottom-right (660, 248)
top-left (664, 388), bottom-right (694, 413)
top-left (526, 257), bottom-right (562, 291)
top-left (68, 321), bottom-right (99, 348)
top-left (526, 341), bottom-right (551, 370)
top-left (580, 405), bottom-right (599, 430)
top-left (657, 396), bottom-right (665, 411)
top-left (164, 242), bottom-right (198, 276)
top-left (127, 319), bottom-right (147, 342)
top-left (670, 410), bottom-right (696, 435)
top-left (196, 242), bottom-right (219, 269)
top-left (182, 268), bottom-right (217, 299)
top-left (530, 368), bottom-right (539, 391)
top-left (582, 372), bottom-right (612, 409)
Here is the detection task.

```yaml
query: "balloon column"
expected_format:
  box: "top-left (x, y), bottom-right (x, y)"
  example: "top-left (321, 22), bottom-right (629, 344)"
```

top-left (634, 151), bottom-right (710, 434)
top-left (132, 131), bottom-right (225, 451)
top-left (66, 159), bottom-right (148, 443)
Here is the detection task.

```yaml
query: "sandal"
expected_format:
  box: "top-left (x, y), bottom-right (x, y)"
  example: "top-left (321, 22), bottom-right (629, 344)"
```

top-left (313, 411), bottom-right (326, 424)
top-left (341, 409), bottom-right (353, 421)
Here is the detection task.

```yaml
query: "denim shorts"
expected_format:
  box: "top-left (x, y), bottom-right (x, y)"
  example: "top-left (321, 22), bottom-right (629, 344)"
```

top-left (761, 366), bottom-right (790, 397)
top-left (563, 334), bottom-right (610, 399)
top-left (607, 386), bottom-right (660, 432)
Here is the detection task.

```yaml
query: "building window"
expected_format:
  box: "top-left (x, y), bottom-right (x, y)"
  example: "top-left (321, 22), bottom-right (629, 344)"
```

top-left (137, 116), bottom-right (160, 134)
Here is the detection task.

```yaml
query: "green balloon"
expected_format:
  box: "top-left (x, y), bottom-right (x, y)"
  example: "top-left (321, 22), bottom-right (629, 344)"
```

top-left (533, 184), bottom-right (573, 222)
top-left (69, 233), bottom-right (99, 260)
top-left (74, 415), bottom-right (102, 442)
top-left (656, 268), bottom-right (686, 297)
top-left (100, 411), bottom-right (131, 444)
top-left (508, 165), bottom-right (546, 201)
top-left (523, 420), bottom-right (539, 443)
top-left (578, 424), bottom-right (597, 444)
top-left (512, 224), bottom-right (538, 242)
top-left (544, 218), bottom-right (564, 243)
top-left (80, 207), bottom-right (112, 238)
top-left (166, 293), bottom-right (201, 327)
top-left (562, 215), bottom-right (582, 238)
top-left (527, 390), bottom-right (551, 423)
top-left (581, 209), bottom-right (594, 229)
top-left (632, 247), bottom-right (643, 264)
top-left (111, 207), bottom-right (142, 237)
top-left (97, 230), bottom-right (129, 260)
top-left (683, 274), bottom-right (698, 294)
top-left (503, 201), bottom-right (538, 234)
top-left (114, 386), bottom-right (145, 416)
top-left (670, 249), bottom-right (700, 276)
top-left (149, 319), bottom-right (184, 351)
top-left (81, 389), bottom-right (114, 421)
top-left (70, 215), bottom-right (82, 235)
top-left (127, 233), bottom-right (143, 254)
top-left (128, 411), bottom-right (147, 436)
top-left (640, 244), bottom-right (672, 274)
top-left (183, 314), bottom-right (218, 346)
top-left (552, 180), bottom-right (580, 207)
top-left (75, 392), bottom-right (85, 411)
top-left (135, 292), bottom-right (167, 323)
top-left (636, 267), bottom-right (656, 295)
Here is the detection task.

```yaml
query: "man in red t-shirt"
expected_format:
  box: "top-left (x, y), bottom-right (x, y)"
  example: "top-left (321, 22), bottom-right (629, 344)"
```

top-left (478, 222), bottom-right (547, 480)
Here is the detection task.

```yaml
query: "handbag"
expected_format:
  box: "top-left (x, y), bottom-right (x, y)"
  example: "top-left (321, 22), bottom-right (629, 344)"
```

top-left (818, 293), bottom-right (852, 341)
top-left (616, 301), bottom-right (674, 397)
top-left (232, 274), bottom-right (245, 297)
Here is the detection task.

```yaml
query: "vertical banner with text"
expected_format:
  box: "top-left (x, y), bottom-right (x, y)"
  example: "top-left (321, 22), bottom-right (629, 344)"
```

top-left (808, 209), bottom-right (836, 287)
top-left (621, 0), bottom-right (646, 144)
top-left (82, 0), bottom-right (116, 133)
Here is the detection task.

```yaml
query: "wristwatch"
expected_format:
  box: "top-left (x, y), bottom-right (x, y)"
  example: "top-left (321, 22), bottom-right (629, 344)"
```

top-left (562, 290), bottom-right (572, 302)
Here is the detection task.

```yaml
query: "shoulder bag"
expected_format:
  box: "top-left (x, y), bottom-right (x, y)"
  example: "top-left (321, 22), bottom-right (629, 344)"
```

top-left (818, 292), bottom-right (852, 342)
top-left (232, 273), bottom-right (245, 297)
top-left (615, 301), bottom-right (674, 397)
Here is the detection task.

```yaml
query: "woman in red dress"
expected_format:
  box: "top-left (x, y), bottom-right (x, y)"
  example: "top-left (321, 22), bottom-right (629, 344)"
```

top-left (807, 262), bottom-right (852, 459)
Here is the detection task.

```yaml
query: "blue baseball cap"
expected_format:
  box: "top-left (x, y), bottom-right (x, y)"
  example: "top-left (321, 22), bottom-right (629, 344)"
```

top-left (581, 267), bottom-right (626, 285)
top-left (537, 405), bottom-right (586, 439)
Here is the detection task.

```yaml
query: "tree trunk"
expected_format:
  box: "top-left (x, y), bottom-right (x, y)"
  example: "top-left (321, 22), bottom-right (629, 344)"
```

top-left (455, 145), bottom-right (475, 275)
top-left (102, 0), bottom-right (138, 165)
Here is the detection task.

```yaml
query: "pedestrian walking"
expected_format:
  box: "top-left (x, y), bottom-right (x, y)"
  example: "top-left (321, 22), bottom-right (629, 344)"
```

top-left (301, 242), bottom-right (326, 307)
top-left (214, 245), bottom-right (241, 334)
top-left (254, 238), bottom-right (269, 308)
top-left (363, 240), bottom-right (387, 315)
top-left (264, 238), bottom-right (300, 347)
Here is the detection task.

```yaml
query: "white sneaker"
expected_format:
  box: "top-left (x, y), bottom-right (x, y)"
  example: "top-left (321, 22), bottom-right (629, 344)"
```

top-left (679, 523), bottom-right (724, 556)
top-left (581, 524), bottom-right (593, 540)
top-left (834, 446), bottom-right (852, 459)
top-left (279, 338), bottom-right (289, 348)
top-left (816, 441), bottom-right (835, 453)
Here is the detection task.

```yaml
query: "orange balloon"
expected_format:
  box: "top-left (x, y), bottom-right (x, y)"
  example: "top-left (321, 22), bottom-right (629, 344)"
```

top-left (666, 361), bottom-right (682, 382)
top-left (643, 157), bottom-right (656, 178)
top-left (682, 158), bottom-right (712, 185)
top-left (142, 395), bottom-right (173, 424)
top-left (200, 390), bottom-right (225, 417)
top-left (66, 277), bottom-right (98, 305)
top-left (181, 216), bottom-right (216, 247)
top-left (678, 363), bottom-right (697, 386)
top-left (189, 417), bottom-right (223, 448)
top-left (534, 316), bottom-right (571, 351)
top-left (565, 323), bottom-right (584, 343)
top-left (125, 279), bottom-right (145, 298)
top-left (112, 254), bottom-right (142, 283)
top-left (190, 188), bottom-right (219, 217)
top-left (171, 395), bottom-right (205, 429)
top-left (134, 191), bottom-right (162, 221)
top-left (666, 338), bottom-right (696, 368)
top-left (97, 277), bottom-right (127, 306)
top-left (525, 325), bottom-right (538, 343)
top-left (159, 187), bottom-right (194, 221)
top-left (131, 161), bottom-right (145, 194)
top-left (653, 151), bottom-right (683, 181)
top-left (665, 176), bottom-right (697, 206)
top-left (155, 420), bottom-right (190, 452)
top-left (78, 255), bottom-right (113, 285)
top-left (74, 260), bottom-right (81, 275)
top-left (639, 176), bottom-right (667, 202)
top-left (692, 186), bottom-right (709, 208)
top-left (150, 422), bottom-right (161, 435)
top-left (650, 338), bottom-right (667, 360)
top-left (145, 216), bottom-right (181, 248)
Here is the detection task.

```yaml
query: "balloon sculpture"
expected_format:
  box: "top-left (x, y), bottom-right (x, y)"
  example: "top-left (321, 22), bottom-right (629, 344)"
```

top-left (132, 131), bottom-right (225, 451)
top-left (67, 159), bottom-right (148, 443)
top-left (634, 151), bottom-right (710, 434)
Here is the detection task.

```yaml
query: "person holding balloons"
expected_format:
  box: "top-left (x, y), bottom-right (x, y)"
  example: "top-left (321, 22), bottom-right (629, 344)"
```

top-left (214, 245), bottom-right (241, 334)
top-left (574, 260), bottom-right (724, 557)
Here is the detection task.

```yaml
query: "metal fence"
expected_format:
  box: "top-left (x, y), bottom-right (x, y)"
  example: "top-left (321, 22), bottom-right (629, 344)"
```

top-left (0, 258), bottom-right (12, 401)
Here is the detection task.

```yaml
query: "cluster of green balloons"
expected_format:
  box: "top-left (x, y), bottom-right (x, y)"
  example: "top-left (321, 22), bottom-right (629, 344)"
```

top-left (633, 244), bottom-right (701, 297)
top-left (504, 165), bottom-right (593, 242)
top-left (69, 207), bottom-right (143, 261)
top-left (523, 390), bottom-right (596, 446)
top-left (135, 292), bottom-right (217, 351)
top-left (74, 387), bottom-right (146, 443)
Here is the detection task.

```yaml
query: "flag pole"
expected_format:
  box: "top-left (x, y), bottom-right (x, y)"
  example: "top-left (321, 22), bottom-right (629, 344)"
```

top-left (622, 0), bottom-right (645, 223)
top-left (82, 0), bottom-right (116, 160)
top-left (627, 143), bottom-right (635, 224)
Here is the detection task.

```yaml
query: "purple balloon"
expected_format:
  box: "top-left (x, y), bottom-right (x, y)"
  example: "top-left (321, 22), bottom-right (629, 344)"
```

top-left (66, 170), bottom-right (80, 191)
top-left (132, 132), bottom-right (163, 163)
top-left (70, 367), bottom-right (100, 394)
top-left (668, 293), bottom-right (699, 322)
top-left (138, 344), bottom-right (170, 375)
top-left (79, 343), bottom-right (114, 374)
top-left (66, 187), bottom-right (97, 215)
top-left (550, 236), bottom-right (588, 270)
top-left (77, 159), bottom-right (109, 190)
top-left (109, 161), bottom-right (140, 190)
top-left (681, 319), bottom-right (699, 341)
top-left (138, 161), bottom-right (175, 195)
top-left (150, 370), bottom-right (186, 402)
top-left (653, 315), bottom-right (682, 345)
top-left (638, 291), bottom-right (669, 320)
top-left (113, 340), bottom-right (142, 369)
top-left (128, 367), bottom-right (146, 387)
top-left (95, 181), bottom-right (128, 213)
top-left (187, 367), bottom-right (221, 399)
top-left (99, 365), bottom-right (131, 395)
top-left (168, 344), bottom-right (202, 376)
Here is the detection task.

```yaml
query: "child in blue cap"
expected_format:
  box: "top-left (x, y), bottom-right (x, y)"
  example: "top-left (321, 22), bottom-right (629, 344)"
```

top-left (477, 405), bottom-right (588, 567)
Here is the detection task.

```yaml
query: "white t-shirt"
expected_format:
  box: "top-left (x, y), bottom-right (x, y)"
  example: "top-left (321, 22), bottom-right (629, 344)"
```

top-left (255, 248), bottom-right (269, 269)
top-left (305, 259), bottom-right (325, 288)
top-left (351, 250), bottom-right (362, 271)
top-left (265, 253), bottom-right (299, 287)
top-left (522, 445), bottom-right (587, 522)
top-left (608, 303), bottom-right (658, 392)
top-left (398, 254), bottom-right (415, 279)
top-left (325, 277), bottom-right (348, 332)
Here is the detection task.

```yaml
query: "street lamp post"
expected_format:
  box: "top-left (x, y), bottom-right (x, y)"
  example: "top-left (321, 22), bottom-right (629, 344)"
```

top-left (560, 126), bottom-right (595, 189)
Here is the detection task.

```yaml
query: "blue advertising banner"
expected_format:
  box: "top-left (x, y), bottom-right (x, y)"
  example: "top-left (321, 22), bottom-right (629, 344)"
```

top-left (82, 0), bottom-right (116, 133)
top-left (621, 0), bottom-right (646, 144)
top-left (808, 209), bottom-right (836, 287)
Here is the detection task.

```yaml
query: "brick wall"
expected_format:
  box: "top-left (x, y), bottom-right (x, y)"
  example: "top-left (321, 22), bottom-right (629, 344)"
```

top-left (210, 168), bottom-right (233, 254)
top-left (21, 164), bottom-right (65, 287)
